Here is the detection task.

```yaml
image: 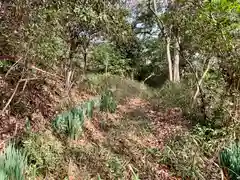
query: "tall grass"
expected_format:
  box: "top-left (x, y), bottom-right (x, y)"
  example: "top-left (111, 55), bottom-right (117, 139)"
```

top-left (220, 141), bottom-right (240, 179)
top-left (0, 143), bottom-right (27, 180)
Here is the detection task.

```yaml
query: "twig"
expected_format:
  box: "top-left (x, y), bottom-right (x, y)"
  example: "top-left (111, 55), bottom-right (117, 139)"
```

top-left (181, 52), bottom-right (209, 120)
top-left (19, 77), bottom-right (38, 82)
top-left (148, 0), bottom-right (165, 37)
top-left (143, 72), bottom-right (155, 83)
top-left (20, 76), bottom-right (33, 93)
top-left (29, 64), bottom-right (64, 80)
top-left (5, 57), bottom-right (22, 78)
top-left (0, 79), bottom-right (21, 115)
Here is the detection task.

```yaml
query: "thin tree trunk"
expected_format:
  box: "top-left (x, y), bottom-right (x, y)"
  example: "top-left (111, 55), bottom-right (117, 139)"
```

top-left (173, 36), bottom-right (180, 82)
top-left (83, 51), bottom-right (87, 73)
top-left (166, 36), bottom-right (173, 81)
top-left (192, 60), bottom-right (211, 107)
top-left (66, 44), bottom-right (75, 89)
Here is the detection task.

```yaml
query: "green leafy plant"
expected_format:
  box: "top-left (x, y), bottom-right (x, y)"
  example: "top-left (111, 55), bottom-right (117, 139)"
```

top-left (92, 43), bottom-right (131, 75)
top-left (107, 157), bottom-right (124, 179)
top-left (0, 143), bottom-right (27, 180)
top-left (53, 91), bottom-right (116, 139)
top-left (100, 90), bottom-right (117, 113)
top-left (220, 141), bottom-right (240, 179)
top-left (22, 131), bottom-right (63, 176)
top-left (52, 99), bottom-right (96, 139)
top-left (53, 100), bottom-right (96, 139)
top-left (66, 108), bottom-right (85, 140)
top-left (159, 125), bottom-right (231, 179)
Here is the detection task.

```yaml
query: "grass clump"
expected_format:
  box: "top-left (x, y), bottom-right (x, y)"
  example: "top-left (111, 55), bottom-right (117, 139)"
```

top-left (53, 99), bottom-right (96, 139)
top-left (22, 131), bottom-right (64, 177)
top-left (100, 90), bottom-right (117, 113)
top-left (220, 141), bottom-right (240, 179)
top-left (0, 143), bottom-right (27, 180)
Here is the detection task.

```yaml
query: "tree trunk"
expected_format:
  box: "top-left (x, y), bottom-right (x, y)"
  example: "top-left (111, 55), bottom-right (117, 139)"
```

top-left (83, 51), bottom-right (87, 73)
top-left (173, 36), bottom-right (180, 82)
top-left (66, 43), bottom-right (75, 90)
top-left (166, 36), bottom-right (173, 81)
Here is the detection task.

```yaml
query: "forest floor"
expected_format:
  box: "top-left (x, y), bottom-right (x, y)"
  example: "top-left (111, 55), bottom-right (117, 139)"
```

top-left (0, 73), bottom-right (202, 179)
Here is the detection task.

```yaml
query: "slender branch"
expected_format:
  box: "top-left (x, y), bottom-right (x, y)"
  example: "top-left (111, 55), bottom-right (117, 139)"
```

top-left (180, 51), bottom-right (209, 120)
top-left (5, 57), bottom-right (22, 78)
top-left (143, 72), bottom-right (155, 83)
top-left (1, 79), bottom-right (21, 115)
top-left (0, 77), bottom-right (38, 115)
top-left (148, 0), bottom-right (165, 37)
top-left (192, 60), bottom-right (211, 107)
top-left (3, 56), bottom-right (64, 80)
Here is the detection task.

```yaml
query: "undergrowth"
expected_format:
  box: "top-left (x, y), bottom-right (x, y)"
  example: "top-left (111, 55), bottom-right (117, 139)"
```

top-left (158, 124), bottom-right (240, 179)
top-left (22, 131), bottom-right (64, 178)
top-left (84, 74), bottom-right (152, 101)
top-left (1, 77), bottom-right (239, 180)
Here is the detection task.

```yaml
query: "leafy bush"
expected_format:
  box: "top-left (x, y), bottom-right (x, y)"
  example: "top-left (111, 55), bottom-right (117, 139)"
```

top-left (220, 141), bottom-right (240, 179)
top-left (91, 43), bottom-right (131, 76)
top-left (155, 81), bottom-right (193, 109)
top-left (22, 131), bottom-right (63, 175)
top-left (0, 143), bottom-right (27, 180)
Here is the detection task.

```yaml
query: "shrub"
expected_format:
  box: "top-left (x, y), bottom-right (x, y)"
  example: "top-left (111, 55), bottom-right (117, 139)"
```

top-left (0, 143), bottom-right (27, 180)
top-left (91, 43), bottom-right (131, 76)
top-left (157, 81), bottom-right (193, 108)
top-left (22, 131), bottom-right (63, 175)
top-left (85, 74), bottom-right (151, 101)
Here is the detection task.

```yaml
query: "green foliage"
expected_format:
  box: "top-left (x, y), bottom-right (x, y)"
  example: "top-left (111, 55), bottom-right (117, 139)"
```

top-left (107, 157), bottom-right (124, 179)
top-left (53, 99), bottom-right (96, 139)
top-left (155, 81), bottom-right (193, 109)
top-left (53, 91), bottom-right (116, 139)
top-left (85, 74), bottom-right (152, 101)
top-left (0, 143), bottom-right (27, 180)
top-left (159, 124), bottom-right (237, 179)
top-left (92, 43), bottom-right (131, 75)
top-left (22, 131), bottom-right (63, 176)
top-left (100, 90), bottom-right (117, 113)
top-left (220, 141), bottom-right (240, 179)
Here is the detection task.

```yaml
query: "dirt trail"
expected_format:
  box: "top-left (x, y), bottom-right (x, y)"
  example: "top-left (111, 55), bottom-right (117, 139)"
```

top-left (0, 76), bottom-right (189, 179)
top-left (83, 97), bottom-right (189, 179)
